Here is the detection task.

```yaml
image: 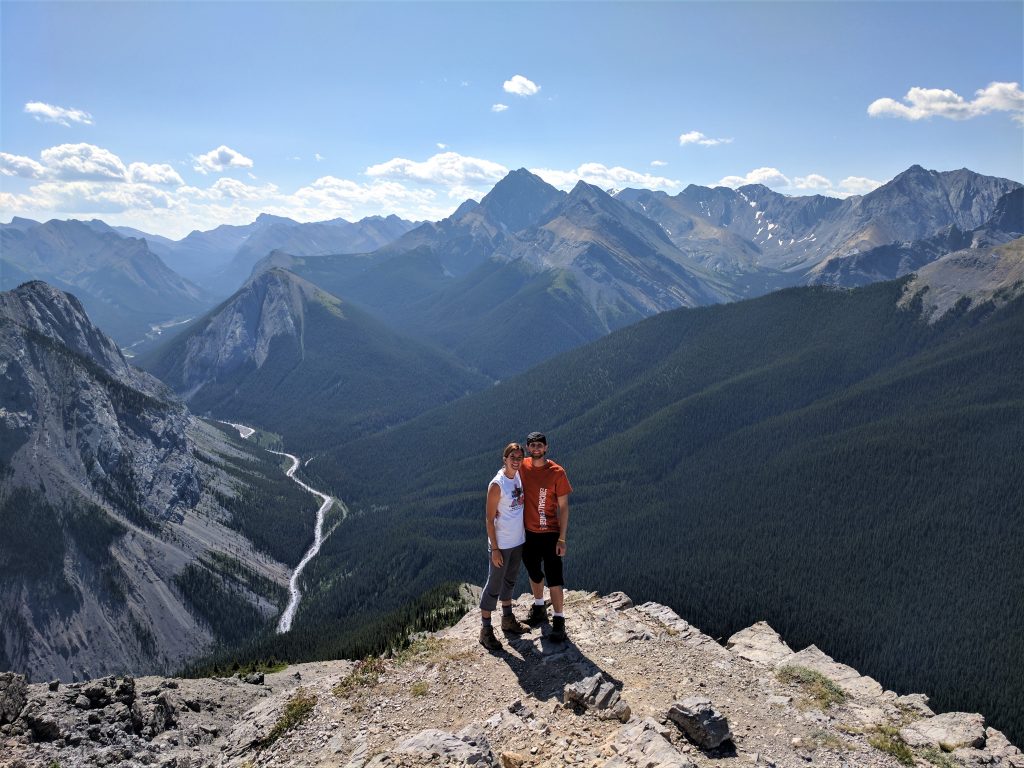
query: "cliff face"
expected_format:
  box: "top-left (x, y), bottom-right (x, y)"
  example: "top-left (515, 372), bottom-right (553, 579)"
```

top-left (1, 590), bottom-right (1019, 768)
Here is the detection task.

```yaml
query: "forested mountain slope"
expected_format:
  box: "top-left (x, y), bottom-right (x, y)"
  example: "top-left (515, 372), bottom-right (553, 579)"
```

top-left (291, 278), bottom-right (1024, 743)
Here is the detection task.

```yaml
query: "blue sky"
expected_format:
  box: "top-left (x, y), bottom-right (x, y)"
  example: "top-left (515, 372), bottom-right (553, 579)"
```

top-left (2, 1), bottom-right (1022, 238)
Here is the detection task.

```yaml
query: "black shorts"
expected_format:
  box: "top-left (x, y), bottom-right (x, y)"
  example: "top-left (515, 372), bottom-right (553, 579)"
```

top-left (522, 530), bottom-right (564, 588)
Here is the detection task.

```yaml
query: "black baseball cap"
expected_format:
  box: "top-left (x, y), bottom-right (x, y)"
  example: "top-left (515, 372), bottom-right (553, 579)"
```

top-left (526, 431), bottom-right (547, 445)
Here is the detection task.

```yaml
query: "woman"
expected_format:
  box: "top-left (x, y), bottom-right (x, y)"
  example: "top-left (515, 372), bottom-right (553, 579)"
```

top-left (479, 442), bottom-right (530, 650)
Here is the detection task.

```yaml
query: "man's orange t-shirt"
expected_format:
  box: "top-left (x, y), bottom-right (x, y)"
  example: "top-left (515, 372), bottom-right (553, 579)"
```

top-left (519, 457), bottom-right (572, 533)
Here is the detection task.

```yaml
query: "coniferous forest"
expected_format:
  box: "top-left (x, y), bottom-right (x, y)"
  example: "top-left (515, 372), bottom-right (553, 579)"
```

top-left (260, 279), bottom-right (1024, 744)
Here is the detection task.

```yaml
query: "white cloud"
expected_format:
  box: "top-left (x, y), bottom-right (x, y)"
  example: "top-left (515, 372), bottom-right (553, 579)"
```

top-left (718, 168), bottom-right (883, 197)
top-left (492, 103), bottom-right (509, 113)
top-left (0, 152), bottom-right (47, 179)
top-left (204, 177), bottom-right (278, 200)
top-left (650, 160), bottom-right (667, 167)
top-left (679, 130), bottom-right (733, 147)
top-left (193, 144), bottom-right (254, 174)
top-left (24, 101), bottom-right (93, 127)
top-left (41, 143), bottom-right (127, 181)
top-left (837, 176), bottom-right (883, 196)
top-left (19, 180), bottom-right (175, 214)
top-left (503, 75), bottom-right (540, 97)
top-left (366, 151), bottom-right (509, 187)
top-left (530, 162), bottom-right (681, 193)
top-left (127, 162), bottom-right (184, 186)
top-left (792, 174), bottom-right (833, 190)
top-left (716, 167), bottom-right (791, 188)
top-left (436, 143), bottom-right (447, 149)
top-left (868, 81), bottom-right (1024, 122)
top-left (315, 153), bottom-right (325, 162)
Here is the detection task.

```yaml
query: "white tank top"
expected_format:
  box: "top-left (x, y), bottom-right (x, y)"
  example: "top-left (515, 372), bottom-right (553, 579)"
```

top-left (489, 469), bottom-right (525, 549)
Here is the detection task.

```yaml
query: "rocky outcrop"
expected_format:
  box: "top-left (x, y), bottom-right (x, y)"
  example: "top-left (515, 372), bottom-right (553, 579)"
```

top-left (898, 236), bottom-right (1024, 321)
top-left (2, 590), bottom-right (1019, 768)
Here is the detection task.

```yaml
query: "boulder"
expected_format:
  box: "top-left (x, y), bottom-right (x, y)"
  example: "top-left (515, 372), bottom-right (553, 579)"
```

top-left (564, 673), bottom-right (631, 723)
top-left (0, 671), bottom-right (28, 724)
top-left (600, 592), bottom-right (634, 611)
top-left (393, 725), bottom-right (498, 766)
top-left (667, 696), bottom-right (733, 750)
top-left (900, 711), bottom-right (986, 751)
top-left (895, 692), bottom-right (934, 718)
top-left (726, 622), bottom-right (793, 666)
top-left (604, 717), bottom-right (696, 768)
top-left (779, 645), bottom-right (883, 700)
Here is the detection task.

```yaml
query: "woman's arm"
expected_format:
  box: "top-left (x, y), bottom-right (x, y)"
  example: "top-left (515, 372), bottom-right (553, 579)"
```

top-left (486, 482), bottom-right (503, 566)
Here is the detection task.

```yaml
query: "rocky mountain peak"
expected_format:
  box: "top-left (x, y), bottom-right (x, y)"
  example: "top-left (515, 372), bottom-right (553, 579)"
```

top-left (0, 280), bottom-right (134, 384)
top-left (477, 168), bottom-right (564, 233)
top-left (2, 589), bottom-right (1019, 767)
top-left (253, 212), bottom-right (299, 227)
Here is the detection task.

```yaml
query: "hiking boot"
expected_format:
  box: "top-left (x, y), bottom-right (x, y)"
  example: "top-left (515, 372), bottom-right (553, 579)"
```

top-left (525, 604), bottom-right (549, 627)
top-left (548, 615), bottom-right (567, 643)
top-left (479, 625), bottom-right (502, 651)
top-left (501, 613), bottom-right (529, 635)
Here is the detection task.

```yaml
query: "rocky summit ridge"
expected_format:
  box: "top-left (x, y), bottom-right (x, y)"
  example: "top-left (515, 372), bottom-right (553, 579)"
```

top-left (1, 590), bottom-right (1019, 768)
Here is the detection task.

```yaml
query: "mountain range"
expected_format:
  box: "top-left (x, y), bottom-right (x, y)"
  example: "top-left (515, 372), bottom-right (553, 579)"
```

top-left (253, 165), bottom-right (1020, 377)
top-left (617, 165), bottom-right (1019, 279)
top-left (0, 219), bottom-right (212, 349)
top-left (135, 212), bottom-right (418, 294)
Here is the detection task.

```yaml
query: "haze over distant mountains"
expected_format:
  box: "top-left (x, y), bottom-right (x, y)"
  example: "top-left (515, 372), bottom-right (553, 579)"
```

top-left (0, 219), bottom-right (211, 348)
top-left (252, 165), bottom-right (1020, 377)
top-left (3, 164), bottom-right (1018, 366)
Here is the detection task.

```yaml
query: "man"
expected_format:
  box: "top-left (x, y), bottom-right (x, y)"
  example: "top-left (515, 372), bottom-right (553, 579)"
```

top-left (518, 431), bottom-right (573, 642)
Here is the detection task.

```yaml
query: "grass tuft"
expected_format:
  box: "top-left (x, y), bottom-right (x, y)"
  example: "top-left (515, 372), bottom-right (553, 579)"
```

top-left (776, 665), bottom-right (847, 709)
top-left (411, 680), bottom-right (430, 697)
top-left (867, 725), bottom-right (914, 766)
top-left (333, 656), bottom-right (387, 697)
top-left (259, 688), bottom-right (317, 749)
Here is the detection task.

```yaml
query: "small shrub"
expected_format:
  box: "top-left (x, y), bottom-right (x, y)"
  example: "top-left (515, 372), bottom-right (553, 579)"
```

top-left (393, 636), bottom-right (443, 665)
top-left (868, 725), bottom-right (914, 766)
top-left (259, 688), bottom-right (317, 749)
top-left (922, 747), bottom-right (960, 767)
top-left (776, 665), bottom-right (847, 709)
top-left (808, 729), bottom-right (851, 751)
top-left (411, 680), bottom-right (430, 697)
top-left (333, 656), bottom-right (387, 697)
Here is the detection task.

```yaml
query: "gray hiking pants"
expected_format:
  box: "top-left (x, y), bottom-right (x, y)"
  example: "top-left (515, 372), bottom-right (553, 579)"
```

top-left (479, 543), bottom-right (524, 612)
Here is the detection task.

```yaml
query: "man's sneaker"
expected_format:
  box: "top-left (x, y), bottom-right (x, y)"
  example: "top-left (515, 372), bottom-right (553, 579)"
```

top-left (479, 625), bottom-right (502, 651)
top-left (549, 615), bottom-right (567, 643)
top-left (525, 604), bottom-right (548, 627)
top-left (501, 614), bottom-right (529, 635)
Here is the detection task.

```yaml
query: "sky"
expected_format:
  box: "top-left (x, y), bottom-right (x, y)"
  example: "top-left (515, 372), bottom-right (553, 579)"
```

top-left (1, 1), bottom-right (1022, 239)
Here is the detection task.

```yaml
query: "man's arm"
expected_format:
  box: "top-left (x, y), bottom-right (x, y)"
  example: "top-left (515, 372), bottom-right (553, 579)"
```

top-left (555, 494), bottom-right (569, 557)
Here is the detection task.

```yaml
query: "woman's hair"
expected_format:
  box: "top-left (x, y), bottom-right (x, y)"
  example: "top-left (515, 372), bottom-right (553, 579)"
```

top-left (503, 442), bottom-right (524, 460)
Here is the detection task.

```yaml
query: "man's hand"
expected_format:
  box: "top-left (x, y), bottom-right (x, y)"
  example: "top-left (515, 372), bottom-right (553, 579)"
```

top-left (491, 549), bottom-right (504, 567)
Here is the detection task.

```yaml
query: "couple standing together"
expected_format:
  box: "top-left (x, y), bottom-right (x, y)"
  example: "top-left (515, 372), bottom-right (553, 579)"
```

top-left (480, 431), bottom-right (573, 651)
